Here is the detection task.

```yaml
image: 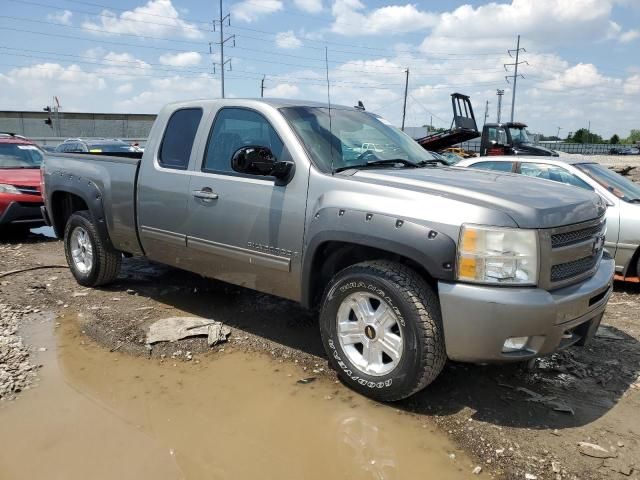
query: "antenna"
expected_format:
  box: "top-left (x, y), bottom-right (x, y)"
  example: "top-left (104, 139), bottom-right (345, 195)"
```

top-left (325, 46), bottom-right (335, 176)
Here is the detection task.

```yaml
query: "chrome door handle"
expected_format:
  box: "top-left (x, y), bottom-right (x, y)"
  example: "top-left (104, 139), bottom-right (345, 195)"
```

top-left (192, 189), bottom-right (219, 200)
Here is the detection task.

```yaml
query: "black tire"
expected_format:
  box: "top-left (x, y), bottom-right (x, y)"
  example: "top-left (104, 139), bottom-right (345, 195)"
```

top-left (319, 260), bottom-right (446, 402)
top-left (64, 210), bottom-right (121, 287)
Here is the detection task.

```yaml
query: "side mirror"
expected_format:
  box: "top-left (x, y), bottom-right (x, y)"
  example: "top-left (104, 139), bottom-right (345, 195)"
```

top-left (231, 146), bottom-right (294, 185)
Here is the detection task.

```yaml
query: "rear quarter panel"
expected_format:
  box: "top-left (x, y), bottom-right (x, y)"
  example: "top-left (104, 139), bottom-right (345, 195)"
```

top-left (43, 153), bottom-right (142, 254)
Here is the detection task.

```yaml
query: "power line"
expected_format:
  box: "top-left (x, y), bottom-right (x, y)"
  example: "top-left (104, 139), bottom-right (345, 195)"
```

top-left (7, 0), bottom-right (211, 33)
top-left (0, 14), bottom-right (207, 45)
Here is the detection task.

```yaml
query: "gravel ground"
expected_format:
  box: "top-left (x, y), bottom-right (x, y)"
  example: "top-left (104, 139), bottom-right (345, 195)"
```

top-left (0, 303), bottom-right (39, 401)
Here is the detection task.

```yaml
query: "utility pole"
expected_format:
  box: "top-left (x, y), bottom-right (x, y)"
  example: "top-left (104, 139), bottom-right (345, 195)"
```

top-left (483, 100), bottom-right (489, 125)
top-left (504, 35), bottom-right (527, 122)
top-left (496, 89), bottom-right (504, 123)
top-left (401, 68), bottom-right (409, 131)
top-left (556, 126), bottom-right (562, 140)
top-left (260, 75), bottom-right (265, 98)
top-left (212, 0), bottom-right (234, 98)
top-left (586, 120), bottom-right (591, 144)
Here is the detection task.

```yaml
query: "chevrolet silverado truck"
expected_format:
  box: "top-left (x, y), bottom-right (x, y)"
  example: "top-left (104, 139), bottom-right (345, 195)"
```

top-left (42, 99), bottom-right (614, 401)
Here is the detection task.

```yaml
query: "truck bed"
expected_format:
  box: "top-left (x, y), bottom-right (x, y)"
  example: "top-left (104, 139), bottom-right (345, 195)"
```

top-left (43, 152), bottom-right (143, 255)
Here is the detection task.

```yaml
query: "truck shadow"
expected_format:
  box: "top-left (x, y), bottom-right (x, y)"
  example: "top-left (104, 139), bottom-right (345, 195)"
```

top-left (113, 258), bottom-right (640, 431)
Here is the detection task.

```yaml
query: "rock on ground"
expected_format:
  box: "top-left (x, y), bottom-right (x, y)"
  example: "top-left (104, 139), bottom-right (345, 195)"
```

top-left (0, 303), bottom-right (37, 400)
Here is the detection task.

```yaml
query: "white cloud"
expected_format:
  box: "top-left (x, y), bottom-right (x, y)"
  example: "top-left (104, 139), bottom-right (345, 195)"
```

top-left (232, 0), bottom-right (282, 22)
top-left (159, 51), bottom-right (202, 66)
top-left (536, 63), bottom-right (616, 91)
top-left (619, 29), bottom-right (640, 43)
top-left (98, 52), bottom-right (151, 80)
top-left (293, 0), bottom-right (323, 13)
top-left (115, 83), bottom-right (133, 94)
top-left (264, 82), bottom-right (300, 97)
top-left (331, 0), bottom-right (437, 36)
top-left (116, 75), bottom-right (219, 112)
top-left (624, 75), bottom-right (640, 95)
top-left (0, 63), bottom-right (106, 111)
top-left (82, 0), bottom-right (203, 39)
top-left (47, 10), bottom-right (73, 25)
top-left (420, 0), bottom-right (619, 53)
top-left (275, 31), bottom-right (303, 49)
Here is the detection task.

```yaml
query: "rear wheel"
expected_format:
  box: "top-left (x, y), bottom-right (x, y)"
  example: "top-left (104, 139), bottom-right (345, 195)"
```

top-left (319, 260), bottom-right (446, 402)
top-left (64, 211), bottom-right (121, 287)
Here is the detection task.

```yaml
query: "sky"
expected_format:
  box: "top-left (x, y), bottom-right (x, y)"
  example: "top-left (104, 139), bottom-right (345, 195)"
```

top-left (1, 0), bottom-right (639, 138)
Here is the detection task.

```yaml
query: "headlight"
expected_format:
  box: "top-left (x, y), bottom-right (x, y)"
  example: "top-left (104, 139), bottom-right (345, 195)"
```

top-left (0, 184), bottom-right (21, 194)
top-left (457, 224), bottom-right (538, 285)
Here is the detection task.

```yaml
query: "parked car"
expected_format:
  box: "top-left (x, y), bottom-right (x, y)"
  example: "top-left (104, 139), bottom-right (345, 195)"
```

top-left (457, 156), bottom-right (640, 278)
top-left (55, 138), bottom-right (137, 154)
top-left (0, 133), bottom-right (45, 233)
top-left (42, 99), bottom-right (613, 401)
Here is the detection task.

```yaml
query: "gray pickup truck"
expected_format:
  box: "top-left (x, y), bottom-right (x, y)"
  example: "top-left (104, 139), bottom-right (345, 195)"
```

top-left (42, 99), bottom-right (614, 401)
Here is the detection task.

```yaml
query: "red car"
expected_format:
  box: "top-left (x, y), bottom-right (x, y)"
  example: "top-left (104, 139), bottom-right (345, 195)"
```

top-left (0, 133), bottom-right (45, 234)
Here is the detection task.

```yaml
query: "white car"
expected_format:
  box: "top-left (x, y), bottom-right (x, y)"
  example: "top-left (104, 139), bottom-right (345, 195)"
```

top-left (457, 156), bottom-right (640, 278)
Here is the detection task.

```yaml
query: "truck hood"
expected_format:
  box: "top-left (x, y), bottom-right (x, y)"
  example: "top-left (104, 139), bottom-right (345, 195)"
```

top-left (512, 143), bottom-right (559, 157)
top-left (0, 168), bottom-right (41, 187)
top-left (353, 167), bottom-right (605, 229)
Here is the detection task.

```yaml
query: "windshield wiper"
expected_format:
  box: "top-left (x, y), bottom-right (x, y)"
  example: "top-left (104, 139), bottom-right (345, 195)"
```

top-left (335, 158), bottom-right (420, 173)
top-left (627, 198), bottom-right (640, 203)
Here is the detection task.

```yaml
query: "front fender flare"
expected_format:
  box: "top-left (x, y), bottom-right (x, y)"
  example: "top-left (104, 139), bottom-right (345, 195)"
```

top-left (301, 207), bottom-right (457, 307)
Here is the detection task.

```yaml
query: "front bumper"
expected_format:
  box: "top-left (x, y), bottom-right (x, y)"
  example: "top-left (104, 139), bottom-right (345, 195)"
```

top-left (0, 200), bottom-right (44, 226)
top-left (438, 256), bottom-right (615, 362)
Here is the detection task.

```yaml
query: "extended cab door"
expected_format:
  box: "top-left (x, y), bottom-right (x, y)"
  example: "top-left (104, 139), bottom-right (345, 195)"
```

top-left (137, 107), bottom-right (205, 267)
top-left (184, 106), bottom-right (308, 301)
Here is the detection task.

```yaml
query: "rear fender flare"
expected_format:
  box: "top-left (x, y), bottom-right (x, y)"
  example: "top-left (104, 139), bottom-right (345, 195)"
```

top-left (47, 171), bottom-right (113, 249)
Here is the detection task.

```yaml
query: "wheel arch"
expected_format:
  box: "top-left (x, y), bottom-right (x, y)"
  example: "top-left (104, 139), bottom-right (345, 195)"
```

top-left (47, 176), bottom-right (114, 249)
top-left (301, 220), bottom-right (457, 309)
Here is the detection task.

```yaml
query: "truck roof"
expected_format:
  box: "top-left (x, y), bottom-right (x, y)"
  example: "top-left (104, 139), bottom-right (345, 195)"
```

top-left (162, 98), bottom-right (356, 111)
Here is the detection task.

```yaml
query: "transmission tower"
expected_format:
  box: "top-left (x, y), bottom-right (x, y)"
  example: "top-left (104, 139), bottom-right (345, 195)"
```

top-left (212, 0), bottom-right (235, 98)
top-left (504, 35), bottom-right (527, 122)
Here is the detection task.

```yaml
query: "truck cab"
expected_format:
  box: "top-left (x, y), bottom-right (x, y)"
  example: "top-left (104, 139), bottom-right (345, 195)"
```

top-left (480, 122), bottom-right (559, 157)
top-left (42, 99), bottom-right (614, 403)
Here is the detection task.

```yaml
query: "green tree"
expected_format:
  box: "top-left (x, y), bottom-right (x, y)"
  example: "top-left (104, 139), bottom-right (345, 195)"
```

top-left (567, 128), bottom-right (603, 144)
top-left (610, 134), bottom-right (620, 144)
top-left (624, 129), bottom-right (640, 144)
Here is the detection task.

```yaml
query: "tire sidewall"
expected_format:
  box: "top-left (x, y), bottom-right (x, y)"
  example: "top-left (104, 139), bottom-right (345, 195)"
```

top-left (64, 214), bottom-right (99, 286)
top-left (320, 269), bottom-right (429, 399)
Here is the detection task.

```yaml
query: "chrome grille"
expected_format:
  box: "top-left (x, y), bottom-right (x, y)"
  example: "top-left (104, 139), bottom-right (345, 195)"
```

top-left (539, 216), bottom-right (606, 290)
top-left (551, 223), bottom-right (603, 248)
top-left (551, 255), bottom-right (600, 282)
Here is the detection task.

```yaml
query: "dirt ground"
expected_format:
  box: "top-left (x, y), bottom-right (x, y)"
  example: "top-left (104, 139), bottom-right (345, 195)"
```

top-left (1, 233), bottom-right (639, 480)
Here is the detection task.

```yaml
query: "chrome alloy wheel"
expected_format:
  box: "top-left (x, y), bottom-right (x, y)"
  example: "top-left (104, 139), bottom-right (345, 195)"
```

top-left (336, 292), bottom-right (403, 376)
top-left (70, 226), bottom-right (93, 274)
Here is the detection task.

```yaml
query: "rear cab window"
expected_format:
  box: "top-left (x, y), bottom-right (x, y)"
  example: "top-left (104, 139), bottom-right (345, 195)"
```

top-left (158, 108), bottom-right (203, 170)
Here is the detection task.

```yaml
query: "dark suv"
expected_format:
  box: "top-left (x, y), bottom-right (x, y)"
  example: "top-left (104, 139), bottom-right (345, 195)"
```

top-left (55, 138), bottom-right (135, 154)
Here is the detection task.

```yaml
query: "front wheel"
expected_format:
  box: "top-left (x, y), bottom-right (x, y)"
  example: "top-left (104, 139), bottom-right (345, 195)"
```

top-left (64, 210), bottom-right (121, 287)
top-left (319, 260), bottom-right (446, 402)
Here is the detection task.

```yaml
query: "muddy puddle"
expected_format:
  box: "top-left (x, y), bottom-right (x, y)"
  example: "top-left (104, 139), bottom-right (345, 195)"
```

top-left (0, 313), bottom-right (475, 480)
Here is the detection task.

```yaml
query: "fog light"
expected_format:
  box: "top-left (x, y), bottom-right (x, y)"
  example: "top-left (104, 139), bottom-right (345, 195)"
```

top-left (502, 336), bottom-right (530, 353)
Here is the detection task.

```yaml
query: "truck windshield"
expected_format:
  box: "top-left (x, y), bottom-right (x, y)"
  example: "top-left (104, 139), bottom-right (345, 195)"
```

top-left (509, 128), bottom-right (531, 144)
top-left (575, 163), bottom-right (640, 203)
top-left (280, 107), bottom-right (437, 172)
top-left (0, 144), bottom-right (44, 168)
